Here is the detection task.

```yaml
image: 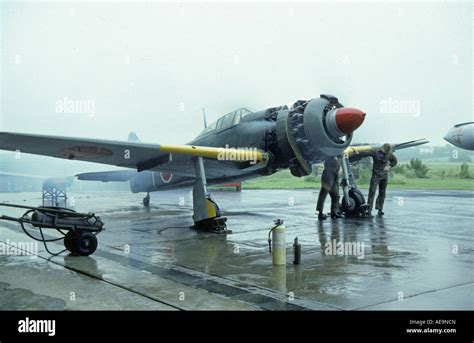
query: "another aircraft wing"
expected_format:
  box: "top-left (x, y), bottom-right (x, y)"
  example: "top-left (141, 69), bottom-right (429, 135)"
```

top-left (344, 138), bottom-right (429, 158)
top-left (0, 132), bottom-right (269, 177)
top-left (391, 138), bottom-right (431, 151)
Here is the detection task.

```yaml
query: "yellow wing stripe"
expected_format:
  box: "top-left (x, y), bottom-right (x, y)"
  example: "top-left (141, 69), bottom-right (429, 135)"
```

top-left (159, 144), bottom-right (269, 163)
top-left (343, 145), bottom-right (374, 157)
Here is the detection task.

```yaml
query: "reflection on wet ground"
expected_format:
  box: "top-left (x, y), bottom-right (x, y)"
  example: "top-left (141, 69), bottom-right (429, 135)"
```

top-left (0, 189), bottom-right (472, 310)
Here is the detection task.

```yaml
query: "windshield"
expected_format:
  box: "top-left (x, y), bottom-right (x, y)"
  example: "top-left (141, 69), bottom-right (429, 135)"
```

top-left (199, 107), bottom-right (253, 136)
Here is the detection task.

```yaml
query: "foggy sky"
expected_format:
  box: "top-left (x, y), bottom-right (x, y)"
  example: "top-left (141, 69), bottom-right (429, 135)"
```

top-left (1, 1), bottom-right (472, 149)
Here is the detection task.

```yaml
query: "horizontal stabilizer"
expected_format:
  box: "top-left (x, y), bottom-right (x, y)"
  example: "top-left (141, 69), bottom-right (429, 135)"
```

top-left (76, 170), bottom-right (136, 182)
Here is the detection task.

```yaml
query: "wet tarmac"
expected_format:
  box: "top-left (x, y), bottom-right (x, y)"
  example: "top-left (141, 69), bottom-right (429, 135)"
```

top-left (0, 188), bottom-right (473, 310)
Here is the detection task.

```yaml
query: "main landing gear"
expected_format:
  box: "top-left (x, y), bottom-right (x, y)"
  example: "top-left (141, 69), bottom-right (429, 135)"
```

top-left (191, 156), bottom-right (229, 234)
top-left (143, 192), bottom-right (150, 207)
top-left (340, 153), bottom-right (369, 217)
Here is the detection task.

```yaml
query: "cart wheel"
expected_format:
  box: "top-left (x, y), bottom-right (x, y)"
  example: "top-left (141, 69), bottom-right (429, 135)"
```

top-left (75, 231), bottom-right (98, 256)
top-left (64, 231), bottom-right (78, 253)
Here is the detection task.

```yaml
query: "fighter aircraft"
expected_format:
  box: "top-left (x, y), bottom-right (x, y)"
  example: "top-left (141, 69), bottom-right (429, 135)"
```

top-left (444, 122), bottom-right (474, 150)
top-left (0, 94), bottom-right (427, 233)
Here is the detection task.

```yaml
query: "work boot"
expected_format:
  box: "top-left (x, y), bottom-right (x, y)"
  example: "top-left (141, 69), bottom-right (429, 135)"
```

top-left (378, 209), bottom-right (384, 216)
top-left (331, 212), bottom-right (343, 219)
top-left (318, 212), bottom-right (328, 221)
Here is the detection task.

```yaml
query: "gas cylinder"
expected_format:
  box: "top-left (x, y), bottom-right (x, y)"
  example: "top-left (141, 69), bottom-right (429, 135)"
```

top-left (270, 219), bottom-right (286, 265)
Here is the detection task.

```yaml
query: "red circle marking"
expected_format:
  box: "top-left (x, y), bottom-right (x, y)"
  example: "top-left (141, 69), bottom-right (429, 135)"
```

top-left (160, 171), bottom-right (173, 184)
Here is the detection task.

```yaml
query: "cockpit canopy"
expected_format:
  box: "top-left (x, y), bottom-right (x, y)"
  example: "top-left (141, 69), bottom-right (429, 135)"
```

top-left (200, 107), bottom-right (253, 135)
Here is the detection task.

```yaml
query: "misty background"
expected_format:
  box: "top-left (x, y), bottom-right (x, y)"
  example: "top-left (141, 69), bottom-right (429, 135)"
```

top-left (0, 1), bottom-right (472, 177)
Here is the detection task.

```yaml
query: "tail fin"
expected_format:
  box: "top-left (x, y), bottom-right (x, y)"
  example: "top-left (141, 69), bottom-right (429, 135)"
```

top-left (128, 132), bottom-right (141, 143)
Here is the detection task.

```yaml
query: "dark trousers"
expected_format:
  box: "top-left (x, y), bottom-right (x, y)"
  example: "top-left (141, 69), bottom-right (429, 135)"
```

top-left (367, 177), bottom-right (388, 212)
top-left (316, 182), bottom-right (339, 214)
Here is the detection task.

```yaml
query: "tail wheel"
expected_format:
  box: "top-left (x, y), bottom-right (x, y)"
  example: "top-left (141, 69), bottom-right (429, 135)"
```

top-left (341, 189), bottom-right (366, 215)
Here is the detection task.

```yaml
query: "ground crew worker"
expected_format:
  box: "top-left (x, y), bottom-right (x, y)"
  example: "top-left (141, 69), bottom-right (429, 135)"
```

top-left (365, 143), bottom-right (398, 216)
top-left (316, 157), bottom-right (342, 220)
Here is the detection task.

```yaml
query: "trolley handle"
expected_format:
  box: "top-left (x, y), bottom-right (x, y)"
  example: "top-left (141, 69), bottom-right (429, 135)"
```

top-left (0, 214), bottom-right (22, 223)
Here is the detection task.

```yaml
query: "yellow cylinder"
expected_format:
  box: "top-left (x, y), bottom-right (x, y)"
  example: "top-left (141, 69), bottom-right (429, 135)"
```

top-left (272, 222), bottom-right (286, 265)
top-left (271, 265), bottom-right (287, 293)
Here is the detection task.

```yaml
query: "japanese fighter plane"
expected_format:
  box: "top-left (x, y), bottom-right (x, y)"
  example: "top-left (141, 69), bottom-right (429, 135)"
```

top-left (0, 94), bottom-right (426, 232)
top-left (1, 95), bottom-right (366, 231)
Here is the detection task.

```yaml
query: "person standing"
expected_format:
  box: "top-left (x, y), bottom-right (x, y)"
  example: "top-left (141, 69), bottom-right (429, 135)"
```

top-left (316, 157), bottom-right (342, 220)
top-left (366, 143), bottom-right (398, 216)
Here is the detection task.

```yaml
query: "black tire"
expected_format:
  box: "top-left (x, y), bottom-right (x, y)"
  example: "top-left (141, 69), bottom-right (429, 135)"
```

top-left (75, 231), bottom-right (98, 256)
top-left (64, 231), bottom-right (78, 253)
top-left (143, 196), bottom-right (150, 207)
top-left (341, 189), bottom-right (366, 215)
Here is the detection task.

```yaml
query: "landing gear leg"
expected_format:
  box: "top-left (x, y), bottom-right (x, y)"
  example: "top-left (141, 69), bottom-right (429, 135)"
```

top-left (191, 156), bottom-right (228, 234)
top-left (143, 192), bottom-right (150, 207)
top-left (340, 154), bottom-right (369, 217)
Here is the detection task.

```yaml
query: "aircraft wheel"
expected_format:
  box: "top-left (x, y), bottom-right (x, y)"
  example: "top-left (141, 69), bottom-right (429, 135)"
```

top-left (143, 194), bottom-right (150, 207)
top-left (75, 231), bottom-right (98, 256)
top-left (342, 189), bottom-right (365, 215)
top-left (64, 231), bottom-right (78, 253)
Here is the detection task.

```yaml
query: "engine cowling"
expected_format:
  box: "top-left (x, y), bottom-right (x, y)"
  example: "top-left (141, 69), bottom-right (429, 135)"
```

top-left (273, 94), bottom-right (365, 176)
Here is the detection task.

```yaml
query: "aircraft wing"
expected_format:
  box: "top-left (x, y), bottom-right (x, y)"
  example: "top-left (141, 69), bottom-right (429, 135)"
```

top-left (0, 132), bottom-right (269, 177)
top-left (344, 138), bottom-right (429, 160)
top-left (391, 138), bottom-right (430, 151)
